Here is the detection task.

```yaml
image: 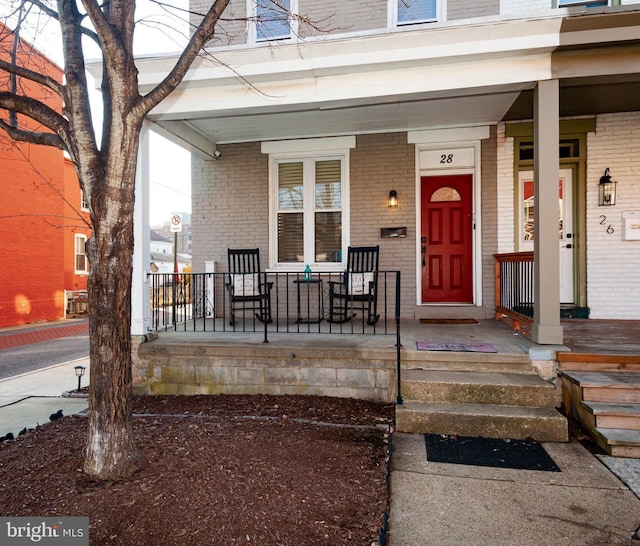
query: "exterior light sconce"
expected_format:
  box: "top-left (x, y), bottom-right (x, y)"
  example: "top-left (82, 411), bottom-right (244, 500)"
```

top-left (74, 365), bottom-right (86, 392)
top-left (598, 168), bottom-right (617, 206)
top-left (388, 190), bottom-right (398, 207)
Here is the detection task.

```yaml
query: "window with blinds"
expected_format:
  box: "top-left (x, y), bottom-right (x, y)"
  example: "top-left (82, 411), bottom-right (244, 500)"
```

top-left (274, 157), bottom-right (344, 266)
top-left (75, 234), bottom-right (88, 273)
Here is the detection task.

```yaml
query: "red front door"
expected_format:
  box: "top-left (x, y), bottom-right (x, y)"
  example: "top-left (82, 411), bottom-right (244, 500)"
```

top-left (421, 175), bottom-right (473, 303)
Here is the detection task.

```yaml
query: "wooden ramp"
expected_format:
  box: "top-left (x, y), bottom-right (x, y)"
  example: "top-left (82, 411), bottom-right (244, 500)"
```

top-left (559, 353), bottom-right (640, 458)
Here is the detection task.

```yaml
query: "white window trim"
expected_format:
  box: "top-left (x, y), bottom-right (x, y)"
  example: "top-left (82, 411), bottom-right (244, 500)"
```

top-left (413, 137), bottom-right (484, 307)
top-left (388, 0), bottom-right (445, 27)
top-left (264, 137), bottom-right (355, 271)
top-left (81, 189), bottom-right (89, 212)
top-left (247, 0), bottom-right (299, 45)
top-left (74, 233), bottom-right (89, 274)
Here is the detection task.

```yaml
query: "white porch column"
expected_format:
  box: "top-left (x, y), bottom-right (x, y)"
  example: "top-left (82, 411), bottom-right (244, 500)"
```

top-left (131, 120), bottom-right (152, 335)
top-left (532, 79), bottom-right (563, 345)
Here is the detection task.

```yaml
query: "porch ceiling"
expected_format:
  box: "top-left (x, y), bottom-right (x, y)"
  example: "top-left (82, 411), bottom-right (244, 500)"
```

top-left (150, 86), bottom-right (525, 147)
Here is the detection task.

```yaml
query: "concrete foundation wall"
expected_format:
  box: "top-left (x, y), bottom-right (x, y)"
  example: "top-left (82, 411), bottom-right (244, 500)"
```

top-left (134, 341), bottom-right (397, 403)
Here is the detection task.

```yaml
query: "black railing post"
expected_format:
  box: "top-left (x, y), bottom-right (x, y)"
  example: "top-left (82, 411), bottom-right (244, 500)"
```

top-left (395, 271), bottom-right (403, 405)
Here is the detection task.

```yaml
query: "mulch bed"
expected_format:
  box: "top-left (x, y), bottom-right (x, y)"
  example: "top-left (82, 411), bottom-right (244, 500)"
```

top-left (0, 394), bottom-right (394, 545)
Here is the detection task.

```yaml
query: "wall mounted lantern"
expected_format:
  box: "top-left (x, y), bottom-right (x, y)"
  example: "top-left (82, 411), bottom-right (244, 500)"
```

top-left (388, 190), bottom-right (398, 207)
top-left (598, 168), bottom-right (617, 206)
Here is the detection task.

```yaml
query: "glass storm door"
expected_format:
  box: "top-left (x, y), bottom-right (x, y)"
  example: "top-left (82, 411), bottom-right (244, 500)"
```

top-left (519, 169), bottom-right (574, 304)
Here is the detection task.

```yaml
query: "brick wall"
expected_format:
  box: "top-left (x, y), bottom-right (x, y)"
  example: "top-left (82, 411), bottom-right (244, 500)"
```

top-left (480, 126), bottom-right (499, 317)
top-left (0, 139), bottom-right (66, 326)
top-left (586, 112), bottom-right (640, 319)
top-left (448, 0), bottom-right (500, 20)
top-left (298, 0), bottom-right (387, 37)
top-left (500, 0), bottom-right (550, 15)
top-left (191, 0), bottom-right (247, 46)
top-left (496, 123), bottom-right (516, 255)
top-left (351, 133), bottom-right (417, 315)
top-left (192, 141), bottom-right (269, 272)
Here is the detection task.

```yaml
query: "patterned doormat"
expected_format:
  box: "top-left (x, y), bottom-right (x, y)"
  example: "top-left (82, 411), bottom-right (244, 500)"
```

top-left (416, 342), bottom-right (497, 353)
top-left (419, 318), bottom-right (478, 324)
top-left (425, 434), bottom-right (561, 472)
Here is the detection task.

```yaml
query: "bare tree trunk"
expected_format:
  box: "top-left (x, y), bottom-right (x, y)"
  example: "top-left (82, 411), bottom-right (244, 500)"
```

top-left (82, 129), bottom-right (140, 480)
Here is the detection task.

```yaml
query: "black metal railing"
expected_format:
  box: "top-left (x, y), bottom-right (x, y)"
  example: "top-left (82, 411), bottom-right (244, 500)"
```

top-left (148, 269), bottom-right (403, 405)
top-left (494, 252), bottom-right (534, 325)
top-left (148, 270), bottom-right (401, 339)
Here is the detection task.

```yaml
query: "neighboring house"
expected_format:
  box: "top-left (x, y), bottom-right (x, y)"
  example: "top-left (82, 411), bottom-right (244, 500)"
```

top-left (149, 229), bottom-right (192, 274)
top-left (114, 0), bottom-right (640, 346)
top-left (151, 214), bottom-right (193, 256)
top-left (0, 24), bottom-right (90, 327)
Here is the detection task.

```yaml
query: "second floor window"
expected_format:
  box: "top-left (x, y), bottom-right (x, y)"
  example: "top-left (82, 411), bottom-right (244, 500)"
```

top-left (396, 0), bottom-right (437, 25)
top-left (75, 234), bottom-right (88, 274)
top-left (81, 189), bottom-right (89, 211)
top-left (557, 0), bottom-right (610, 6)
top-left (256, 0), bottom-right (294, 41)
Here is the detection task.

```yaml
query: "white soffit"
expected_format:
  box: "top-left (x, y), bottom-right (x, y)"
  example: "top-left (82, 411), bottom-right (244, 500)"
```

top-left (408, 126), bottom-right (491, 143)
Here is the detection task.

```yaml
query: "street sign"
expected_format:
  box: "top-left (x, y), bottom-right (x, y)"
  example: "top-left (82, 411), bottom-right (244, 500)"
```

top-left (170, 214), bottom-right (183, 233)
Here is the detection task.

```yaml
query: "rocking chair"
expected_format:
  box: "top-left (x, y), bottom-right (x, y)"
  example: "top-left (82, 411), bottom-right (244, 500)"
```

top-left (328, 245), bottom-right (380, 325)
top-left (226, 248), bottom-right (273, 325)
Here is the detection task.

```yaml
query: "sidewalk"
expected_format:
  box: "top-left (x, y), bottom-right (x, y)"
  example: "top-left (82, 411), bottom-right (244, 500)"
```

top-left (0, 357), bottom-right (90, 437)
top-left (389, 433), bottom-right (640, 545)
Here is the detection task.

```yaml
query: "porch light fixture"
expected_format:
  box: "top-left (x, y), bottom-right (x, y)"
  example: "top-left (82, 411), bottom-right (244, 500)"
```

top-left (388, 190), bottom-right (398, 207)
top-left (74, 365), bottom-right (86, 392)
top-left (598, 168), bottom-right (617, 206)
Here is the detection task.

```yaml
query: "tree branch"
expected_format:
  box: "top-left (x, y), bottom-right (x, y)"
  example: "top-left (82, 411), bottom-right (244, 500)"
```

top-left (136, 0), bottom-right (231, 117)
top-left (0, 118), bottom-right (65, 148)
top-left (29, 0), bottom-right (100, 44)
top-left (0, 58), bottom-right (64, 96)
top-left (0, 91), bottom-right (69, 134)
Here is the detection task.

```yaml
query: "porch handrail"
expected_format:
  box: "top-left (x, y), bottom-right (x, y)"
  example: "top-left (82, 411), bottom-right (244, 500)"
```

top-left (147, 270), bottom-right (401, 342)
top-left (494, 252), bottom-right (534, 330)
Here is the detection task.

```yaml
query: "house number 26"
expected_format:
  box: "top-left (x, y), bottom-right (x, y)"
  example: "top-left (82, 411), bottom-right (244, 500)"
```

top-left (599, 215), bottom-right (614, 234)
top-left (440, 154), bottom-right (454, 164)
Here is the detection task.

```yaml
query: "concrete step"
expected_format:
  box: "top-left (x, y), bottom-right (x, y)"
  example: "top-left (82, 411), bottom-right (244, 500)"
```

top-left (396, 401), bottom-right (568, 442)
top-left (593, 428), bottom-right (640, 459)
top-left (557, 353), bottom-right (640, 373)
top-left (562, 371), bottom-right (640, 404)
top-left (581, 401), bottom-right (640, 431)
top-left (401, 350), bottom-right (533, 374)
top-left (401, 369), bottom-right (556, 408)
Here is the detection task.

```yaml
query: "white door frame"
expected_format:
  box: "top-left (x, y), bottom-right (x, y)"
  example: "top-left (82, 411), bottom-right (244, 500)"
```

top-left (410, 127), bottom-right (488, 308)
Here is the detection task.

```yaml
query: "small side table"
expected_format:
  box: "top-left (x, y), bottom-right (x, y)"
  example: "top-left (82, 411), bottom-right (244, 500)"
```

top-left (293, 279), bottom-right (324, 323)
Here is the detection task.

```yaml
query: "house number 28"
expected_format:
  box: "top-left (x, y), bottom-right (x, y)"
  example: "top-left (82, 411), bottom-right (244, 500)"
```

top-left (599, 215), bottom-right (614, 234)
top-left (440, 154), bottom-right (454, 164)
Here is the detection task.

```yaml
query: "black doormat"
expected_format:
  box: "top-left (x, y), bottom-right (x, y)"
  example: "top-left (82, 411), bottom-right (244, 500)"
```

top-left (419, 318), bottom-right (478, 324)
top-left (425, 434), bottom-right (561, 472)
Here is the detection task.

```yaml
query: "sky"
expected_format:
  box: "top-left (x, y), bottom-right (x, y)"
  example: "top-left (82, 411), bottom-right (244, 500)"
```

top-left (1, 1), bottom-right (193, 227)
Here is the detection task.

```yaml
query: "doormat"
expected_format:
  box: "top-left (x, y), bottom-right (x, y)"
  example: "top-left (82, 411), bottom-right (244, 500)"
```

top-left (416, 341), bottom-right (497, 353)
top-left (420, 318), bottom-right (478, 324)
top-left (425, 434), bottom-right (561, 472)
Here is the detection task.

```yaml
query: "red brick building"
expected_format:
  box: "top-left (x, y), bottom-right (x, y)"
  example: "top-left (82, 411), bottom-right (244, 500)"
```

top-left (0, 24), bottom-right (90, 327)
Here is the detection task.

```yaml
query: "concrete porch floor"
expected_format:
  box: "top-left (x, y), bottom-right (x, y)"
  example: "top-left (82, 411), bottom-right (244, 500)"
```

top-left (148, 318), bottom-right (640, 357)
